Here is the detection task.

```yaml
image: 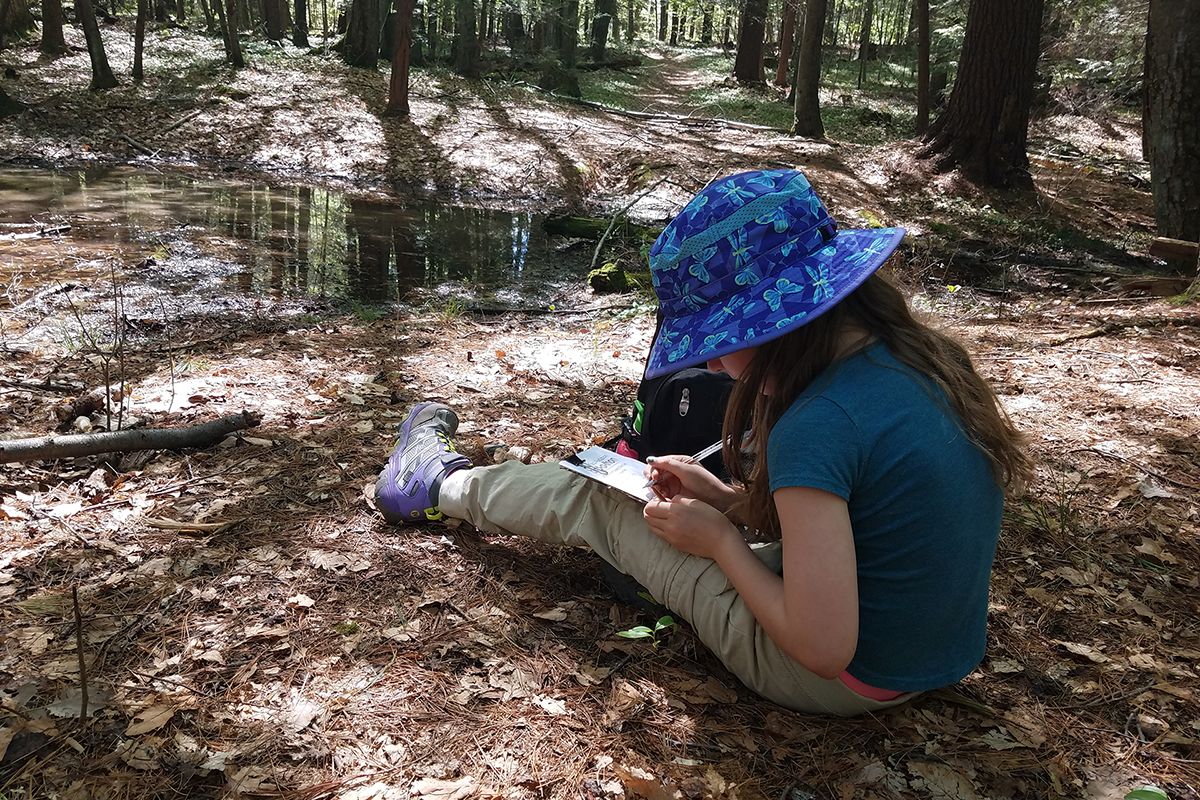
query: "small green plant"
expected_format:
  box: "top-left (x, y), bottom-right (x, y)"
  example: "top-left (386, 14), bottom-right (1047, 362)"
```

top-left (442, 295), bottom-right (466, 318)
top-left (616, 615), bottom-right (677, 648)
top-left (349, 301), bottom-right (383, 323)
top-left (334, 621), bottom-right (361, 636)
top-left (1125, 787), bottom-right (1169, 800)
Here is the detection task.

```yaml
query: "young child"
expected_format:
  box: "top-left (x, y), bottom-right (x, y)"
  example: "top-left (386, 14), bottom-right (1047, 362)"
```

top-left (375, 169), bottom-right (1033, 716)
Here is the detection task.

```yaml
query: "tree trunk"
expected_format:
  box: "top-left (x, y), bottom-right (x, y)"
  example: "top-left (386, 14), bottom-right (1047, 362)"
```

top-left (560, 0), bottom-right (578, 67)
top-left (699, 2), bottom-right (712, 43)
top-left (217, 0), bottom-right (246, 66)
top-left (177, 0), bottom-right (186, 22)
top-left (775, 0), bottom-right (796, 86)
top-left (385, 0), bottom-right (414, 115)
top-left (589, 0), bottom-right (614, 61)
top-left (0, 85), bottom-right (23, 117)
top-left (133, 0), bottom-right (147, 81)
top-left (40, 0), bottom-right (68, 55)
top-left (914, 0), bottom-right (929, 134)
top-left (292, 0), bottom-right (309, 46)
top-left (454, 0), bottom-right (479, 75)
top-left (657, 0), bottom-right (666, 40)
top-left (75, 0), bottom-right (120, 90)
top-left (264, 0), bottom-right (285, 39)
top-left (343, 0), bottom-right (382, 67)
top-left (732, 0), bottom-right (767, 82)
top-left (1, 0), bottom-right (35, 48)
top-left (791, 0), bottom-right (826, 138)
top-left (1144, 0), bottom-right (1200, 252)
top-left (856, 0), bottom-right (873, 88)
top-left (626, 0), bottom-right (634, 43)
top-left (917, 0), bottom-right (1043, 189)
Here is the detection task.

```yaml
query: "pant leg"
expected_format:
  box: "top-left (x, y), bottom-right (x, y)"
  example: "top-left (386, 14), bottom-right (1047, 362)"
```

top-left (440, 461), bottom-right (913, 717)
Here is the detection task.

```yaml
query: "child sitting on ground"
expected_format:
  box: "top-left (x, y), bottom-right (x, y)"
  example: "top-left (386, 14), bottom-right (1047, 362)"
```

top-left (375, 169), bottom-right (1033, 716)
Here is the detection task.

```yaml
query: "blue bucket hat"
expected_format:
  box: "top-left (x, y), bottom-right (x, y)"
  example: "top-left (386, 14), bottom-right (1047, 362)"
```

top-left (645, 169), bottom-right (905, 379)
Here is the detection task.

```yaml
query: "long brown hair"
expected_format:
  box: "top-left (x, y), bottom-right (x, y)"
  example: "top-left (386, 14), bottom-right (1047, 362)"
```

top-left (724, 272), bottom-right (1034, 536)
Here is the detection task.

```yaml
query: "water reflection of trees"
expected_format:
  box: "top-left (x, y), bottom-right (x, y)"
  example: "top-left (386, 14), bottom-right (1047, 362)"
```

top-left (1, 170), bottom-right (551, 307)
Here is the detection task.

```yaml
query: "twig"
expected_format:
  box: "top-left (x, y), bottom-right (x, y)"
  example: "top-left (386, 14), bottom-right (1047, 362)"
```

top-left (118, 133), bottom-right (154, 155)
top-left (158, 109), bottom-right (203, 135)
top-left (1046, 315), bottom-right (1200, 346)
top-left (73, 586), bottom-right (88, 727)
top-left (1071, 447), bottom-right (1200, 491)
top-left (590, 176), bottom-right (671, 273)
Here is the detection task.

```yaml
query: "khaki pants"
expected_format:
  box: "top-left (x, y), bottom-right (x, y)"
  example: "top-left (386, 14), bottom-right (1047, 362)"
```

top-left (440, 461), bottom-right (915, 716)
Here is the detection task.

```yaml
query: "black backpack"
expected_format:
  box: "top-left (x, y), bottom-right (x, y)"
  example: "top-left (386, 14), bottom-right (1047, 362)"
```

top-left (617, 367), bottom-right (734, 477)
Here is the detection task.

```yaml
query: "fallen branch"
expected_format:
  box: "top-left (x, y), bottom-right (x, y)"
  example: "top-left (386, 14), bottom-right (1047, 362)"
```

top-left (0, 411), bottom-right (259, 464)
top-left (118, 133), bottom-right (154, 155)
top-left (1046, 315), bottom-right (1200, 346)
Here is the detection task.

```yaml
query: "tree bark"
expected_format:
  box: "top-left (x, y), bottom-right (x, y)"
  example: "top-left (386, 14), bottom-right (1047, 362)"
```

top-left (1144, 0), bottom-right (1200, 252)
top-left (0, 412), bottom-right (260, 464)
top-left (454, 0), bottom-right (479, 75)
top-left (914, 0), bottom-right (929, 134)
top-left (133, 0), bottom-right (147, 81)
top-left (220, 0), bottom-right (246, 66)
top-left (732, 0), bottom-right (767, 82)
top-left (589, 0), bottom-right (614, 61)
top-left (791, 0), bottom-right (827, 138)
top-left (75, 0), bottom-right (120, 90)
top-left (40, 0), bottom-right (68, 55)
top-left (292, 0), bottom-right (309, 45)
top-left (775, 0), bottom-right (796, 86)
top-left (343, 0), bottom-right (382, 67)
top-left (264, 0), bottom-right (285, 39)
top-left (856, 0), bottom-right (873, 88)
top-left (918, 0), bottom-right (1043, 189)
top-left (385, 0), bottom-right (414, 116)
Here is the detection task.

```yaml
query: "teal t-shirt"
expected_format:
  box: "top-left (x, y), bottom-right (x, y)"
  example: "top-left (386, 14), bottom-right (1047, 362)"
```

top-left (767, 344), bottom-right (1003, 692)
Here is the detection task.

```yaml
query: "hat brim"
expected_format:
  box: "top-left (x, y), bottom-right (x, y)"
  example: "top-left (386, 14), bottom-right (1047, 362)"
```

top-left (645, 227), bottom-right (905, 379)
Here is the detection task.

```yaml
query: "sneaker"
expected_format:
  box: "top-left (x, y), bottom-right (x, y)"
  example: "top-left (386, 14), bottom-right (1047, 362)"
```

top-left (375, 402), bottom-right (471, 524)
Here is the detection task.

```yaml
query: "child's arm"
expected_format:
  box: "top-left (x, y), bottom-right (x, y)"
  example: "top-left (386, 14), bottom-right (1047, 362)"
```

top-left (643, 485), bottom-right (858, 679)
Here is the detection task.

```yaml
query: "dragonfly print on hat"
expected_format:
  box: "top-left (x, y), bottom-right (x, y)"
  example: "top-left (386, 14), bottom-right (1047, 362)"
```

top-left (806, 263), bottom-right (833, 301)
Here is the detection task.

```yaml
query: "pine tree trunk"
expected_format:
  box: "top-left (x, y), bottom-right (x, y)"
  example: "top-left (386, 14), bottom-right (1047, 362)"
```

top-left (657, 0), bottom-right (666, 40)
top-left (293, 0), bottom-right (309, 45)
top-left (265, 0), bottom-right (285, 39)
top-left (589, 0), bottom-right (614, 61)
top-left (914, 0), bottom-right (929, 133)
top-left (775, 0), bottom-right (795, 86)
top-left (75, 0), bottom-right (120, 89)
top-left (791, 0), bottom-right (826, 138)
top-left (856, 0), bottom-right (872, 88)
top-left (385, 0), bottom-right (414, 115)
top-left (40, 0), bottom-right (68, 55)
top-left (918, 0), bottom-right (1043, 188)
top-left (732, 0), bottom-right (767, 82)
top-left (1144, 0), bottom-right (1200, 251)
top-left (225, 0), bottom-right (246, 65)
top-left (133, 0), bottom-right (147, 81)
top-left (343, 0), bottom-right (382, 67)
top-left (454, 0), bottom-right (479, 75)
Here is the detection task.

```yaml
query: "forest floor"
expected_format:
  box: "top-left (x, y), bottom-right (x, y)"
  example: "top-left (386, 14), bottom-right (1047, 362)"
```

top-left (1, 20), bottom-right (1199, 800)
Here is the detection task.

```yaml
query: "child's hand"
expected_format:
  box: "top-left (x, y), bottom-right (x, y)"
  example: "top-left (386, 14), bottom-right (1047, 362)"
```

top-left (643, 495), bottom-right (741, 561)
top-left (644, 455), bottom-right (739, 511)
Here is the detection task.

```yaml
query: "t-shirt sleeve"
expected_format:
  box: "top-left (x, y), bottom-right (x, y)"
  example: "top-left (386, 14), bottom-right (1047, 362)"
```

top-left (767, 396), bottom-right (863, 501)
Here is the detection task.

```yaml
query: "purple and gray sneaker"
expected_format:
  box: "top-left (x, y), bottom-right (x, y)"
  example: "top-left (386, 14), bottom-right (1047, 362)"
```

top-left (375, 402), bottom-right (471, 524)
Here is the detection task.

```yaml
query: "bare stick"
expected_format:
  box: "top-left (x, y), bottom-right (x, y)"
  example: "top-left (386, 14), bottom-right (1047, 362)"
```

top-left (0, 411), bottom-right (259, 464)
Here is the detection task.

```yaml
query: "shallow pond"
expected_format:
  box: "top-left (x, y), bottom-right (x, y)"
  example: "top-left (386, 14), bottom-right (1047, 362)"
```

top-left (0, 166), bottom-right (594, 312)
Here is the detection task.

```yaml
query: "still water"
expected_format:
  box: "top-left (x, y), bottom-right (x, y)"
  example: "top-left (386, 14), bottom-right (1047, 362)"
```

top-left (0, 167), bottom-right (590, 310)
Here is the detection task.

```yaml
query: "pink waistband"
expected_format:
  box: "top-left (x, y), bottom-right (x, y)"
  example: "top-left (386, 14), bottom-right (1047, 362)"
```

top-left (838, 671), bottom-right (906, 701)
